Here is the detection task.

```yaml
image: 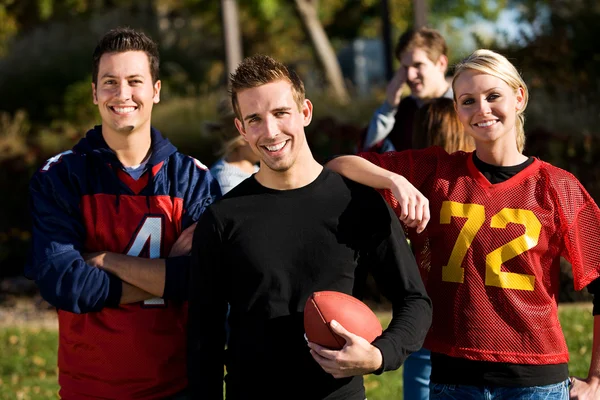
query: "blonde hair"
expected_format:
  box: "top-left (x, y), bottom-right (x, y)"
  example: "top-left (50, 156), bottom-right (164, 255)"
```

top-left (452, 49), bottom-right (529, 153)
top-left (415, 98), bottom-right (475, 153)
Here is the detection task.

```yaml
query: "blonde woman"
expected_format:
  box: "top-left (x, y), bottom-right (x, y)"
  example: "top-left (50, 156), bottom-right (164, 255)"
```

top-left (325, 49), bottom-right (600, 399)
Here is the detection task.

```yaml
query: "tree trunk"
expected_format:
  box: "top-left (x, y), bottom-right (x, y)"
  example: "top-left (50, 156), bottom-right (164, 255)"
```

top-left (221, 0), bottom-right (243, 80)
top-left (381, 0), bottom-right (394, 81)
top-left (413, 0), bottom-right (428, 28)
top-left (293, 0), bottom-right (349, 104)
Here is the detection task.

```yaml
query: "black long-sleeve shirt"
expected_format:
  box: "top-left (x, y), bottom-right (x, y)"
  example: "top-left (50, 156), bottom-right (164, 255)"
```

top-left (188, 168), bottom-right (432, 400)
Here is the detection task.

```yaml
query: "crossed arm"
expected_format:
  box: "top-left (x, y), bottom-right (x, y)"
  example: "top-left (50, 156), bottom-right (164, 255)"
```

top-left (86, 223), bottom-right (197, 303)
top-left (118, 282), bottom-right (155, 304)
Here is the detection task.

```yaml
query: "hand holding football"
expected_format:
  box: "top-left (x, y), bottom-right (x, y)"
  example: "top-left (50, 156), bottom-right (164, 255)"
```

top-left (304, 291), bottom-right (382, 350)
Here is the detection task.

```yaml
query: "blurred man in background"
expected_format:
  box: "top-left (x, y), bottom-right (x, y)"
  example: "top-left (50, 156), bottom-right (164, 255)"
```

top-left (360, 27), bottom-right (451, 152)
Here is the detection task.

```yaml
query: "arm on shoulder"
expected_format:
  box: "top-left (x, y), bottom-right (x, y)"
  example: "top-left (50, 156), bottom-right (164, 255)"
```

top-left (326, 155), bottom-right (430, 232)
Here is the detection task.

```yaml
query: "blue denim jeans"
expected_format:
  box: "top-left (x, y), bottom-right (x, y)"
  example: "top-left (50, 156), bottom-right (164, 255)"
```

top-left (403, 348), bottom-right (431, 400)
top-left (429, 379), bottom-right (570, 400)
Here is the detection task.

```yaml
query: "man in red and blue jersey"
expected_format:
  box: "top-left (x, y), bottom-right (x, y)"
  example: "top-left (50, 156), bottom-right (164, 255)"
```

top-left (25, 27), bottom-right (221, 399)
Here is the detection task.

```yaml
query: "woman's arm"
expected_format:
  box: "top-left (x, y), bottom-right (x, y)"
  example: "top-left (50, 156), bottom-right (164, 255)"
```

top-left (326, 155), bottom-right (430, 233)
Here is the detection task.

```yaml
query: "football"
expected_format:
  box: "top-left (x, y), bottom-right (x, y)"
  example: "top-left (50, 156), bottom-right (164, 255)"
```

top-left (304, 291), bottom-right (383, 350)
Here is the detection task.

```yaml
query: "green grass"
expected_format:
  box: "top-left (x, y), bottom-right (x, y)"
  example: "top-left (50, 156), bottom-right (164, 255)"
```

top-left (556, 303), bottom-right (594, 378)
top-left (0, 304), bottom-right (594, 399)
top-left (0, 327), bottom-right (59, 399)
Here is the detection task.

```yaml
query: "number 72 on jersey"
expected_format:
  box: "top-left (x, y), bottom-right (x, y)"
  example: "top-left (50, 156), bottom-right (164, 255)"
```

top-left (440, 201), bottom-right (541, 291)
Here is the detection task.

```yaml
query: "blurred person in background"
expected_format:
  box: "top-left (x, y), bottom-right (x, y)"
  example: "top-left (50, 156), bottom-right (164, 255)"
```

top-left (207, 99), bottom-right (260, 195)
top-left (415, 97), bottom-right (475, 154)
top-left (361, 27), bottom-right (451, 153)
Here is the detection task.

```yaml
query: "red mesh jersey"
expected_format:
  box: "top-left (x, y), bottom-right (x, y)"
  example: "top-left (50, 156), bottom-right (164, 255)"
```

top-left (59, 194), bottom-right (187, 400)
top-left (361, 146), bottom-right (600, 364)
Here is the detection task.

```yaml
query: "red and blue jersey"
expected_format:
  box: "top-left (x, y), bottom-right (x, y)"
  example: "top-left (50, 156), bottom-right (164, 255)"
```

top-left (26, 126), bottom-right (221, 399)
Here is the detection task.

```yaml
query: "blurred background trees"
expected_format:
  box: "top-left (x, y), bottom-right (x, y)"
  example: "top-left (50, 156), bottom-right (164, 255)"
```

top-left (1, 0), bottom-right (599, 300)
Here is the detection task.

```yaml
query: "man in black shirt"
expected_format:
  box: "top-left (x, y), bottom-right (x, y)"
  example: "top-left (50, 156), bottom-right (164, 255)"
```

top-left (187, 55), bottom-right (432, 400)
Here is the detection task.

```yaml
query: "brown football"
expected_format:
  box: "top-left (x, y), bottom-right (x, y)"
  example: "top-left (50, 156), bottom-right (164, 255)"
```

top-left (304, 291), bottom-right (382, 350)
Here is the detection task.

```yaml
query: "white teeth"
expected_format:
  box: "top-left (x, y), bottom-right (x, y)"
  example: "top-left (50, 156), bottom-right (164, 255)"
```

top-left (265, 142), bottom-right (286, 152)
top-left (113, 106), bottom-right (136, 113)
top-left (476, 120), bottom-right (497, 127)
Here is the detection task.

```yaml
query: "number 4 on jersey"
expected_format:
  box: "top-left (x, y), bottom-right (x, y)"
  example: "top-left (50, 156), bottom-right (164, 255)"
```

top-left (126, 216), bottom-right (165, 306)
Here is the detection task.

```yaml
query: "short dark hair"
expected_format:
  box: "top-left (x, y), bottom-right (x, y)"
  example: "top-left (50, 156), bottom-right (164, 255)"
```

top-left (92, 27), bottom-right (159, 85)
top-left (229, 55), bottom-right (305, 122)
top-left (395, 27), bottom-right (448, 64)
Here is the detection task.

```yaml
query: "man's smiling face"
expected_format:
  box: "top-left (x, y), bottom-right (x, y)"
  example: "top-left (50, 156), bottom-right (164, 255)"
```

top-left (92, 51), bottom-right (160, 138)
top-left (234, 79), bottom-right (312, 173)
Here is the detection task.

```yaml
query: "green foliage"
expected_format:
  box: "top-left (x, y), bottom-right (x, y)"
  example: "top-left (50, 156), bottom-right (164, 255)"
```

top-left (0, 110), bottom-right (35, 275)
top-left (36, 0), bottom-right (53, 20)
top-left (0, 8), bottom-right (158, 121)
top-left (0, 0), bottom-right (567, 123)
top-left (1, 0), bottom-right (503, 122)
top-left (152, 94), bottom-right (224, 165)
top-left (430, 0), bottom-right (507, 22)
top-left (495, 0), bottom-right (600, 95)
top-left (0, 110), bottom-right (30, 161)
top-left (0, 2), bottom-right (18, 56)
top-left (255, 0), bottom-right (279, 20)
top-left (62, 77), bottom-right (97, 126)
top-left (487, 0), bottom-right (600, 156)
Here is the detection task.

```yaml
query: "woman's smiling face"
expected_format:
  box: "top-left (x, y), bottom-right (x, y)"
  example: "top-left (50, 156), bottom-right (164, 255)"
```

top-left (453, 69), bottom-right (525, 149)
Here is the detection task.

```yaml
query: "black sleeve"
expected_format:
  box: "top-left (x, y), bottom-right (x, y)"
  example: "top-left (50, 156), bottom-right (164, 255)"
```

top-left (187, 208), bottom-right (228, 399)
top-left (163, 256), bottom-right (190, 300)
top-left (360, 189), bottom-right (432, 373)
top-left (587, 277), bottom-right (600, 315)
